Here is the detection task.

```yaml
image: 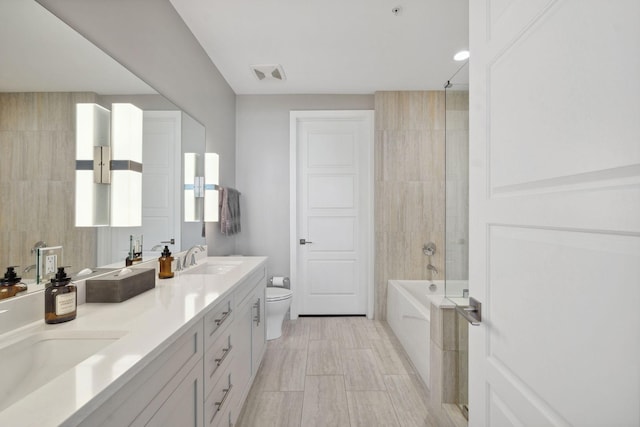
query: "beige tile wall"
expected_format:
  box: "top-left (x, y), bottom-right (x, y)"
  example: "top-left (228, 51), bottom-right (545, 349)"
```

top-left (0, 92), bottom-right (97, 278)
top-left (374, 91), bottom-right (446, 319)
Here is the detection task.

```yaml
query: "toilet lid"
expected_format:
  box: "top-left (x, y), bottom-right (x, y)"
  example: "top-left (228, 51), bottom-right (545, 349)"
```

top-left (266, 287), bottom-right (293, 301)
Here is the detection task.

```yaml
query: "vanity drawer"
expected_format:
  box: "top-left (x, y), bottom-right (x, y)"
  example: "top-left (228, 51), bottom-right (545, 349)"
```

top-left (204, 296), bottom-right (234, 348)
top-left (205, 370), bottom-right (236, 427)
top-left (234, 265), bottom-right (266, 306)
top-left (205, 325), bottom-right (234, 398)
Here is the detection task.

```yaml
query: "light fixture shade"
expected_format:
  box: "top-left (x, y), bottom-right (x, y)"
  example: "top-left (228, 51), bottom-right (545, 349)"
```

top-left (110, 103), bottom-right (143, 227)
top-left (204, 153), bottom-right (220, 222)
top-left (75, 103), bottom-right (110, 227)
top-left (184, 153), bottom-right (200, 222)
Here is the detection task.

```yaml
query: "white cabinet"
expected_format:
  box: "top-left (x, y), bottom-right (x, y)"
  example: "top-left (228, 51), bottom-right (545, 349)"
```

top-left (137, 362), bottom-right (204, 427)
top-left (231, 295), bottom-right (253, 402)
top-left (80, 321), bottom-right (204, 427)
top-left (204, 295), bottom-right (236, 427)
top-left (226, 265), bottom-right (266, 426)
top-left (81, 261), bottom-right (266, 427)
top-left (250, 286), bottom-right (266, 373)
top-left (204, 296), bottom-right (234, 351)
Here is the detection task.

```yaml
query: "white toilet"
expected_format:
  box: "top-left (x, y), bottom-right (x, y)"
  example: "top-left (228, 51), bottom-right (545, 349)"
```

top-left (265, 287), bottom-right (293, 340)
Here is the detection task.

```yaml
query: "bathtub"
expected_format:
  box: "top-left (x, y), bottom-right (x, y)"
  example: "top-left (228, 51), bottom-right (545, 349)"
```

top-left (386, 280), bottom-right (454, 388)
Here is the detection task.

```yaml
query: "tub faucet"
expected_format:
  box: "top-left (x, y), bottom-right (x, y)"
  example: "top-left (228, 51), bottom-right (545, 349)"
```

top-left (183, 245), bottom-right (205, 268)
top-left (427, 264), bottom-right (438, 276)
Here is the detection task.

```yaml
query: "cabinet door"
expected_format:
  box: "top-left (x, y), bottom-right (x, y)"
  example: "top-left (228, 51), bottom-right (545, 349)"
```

top-left (231, 297), bottom-right (252, 403)
top-left (251, 286), bottom-right (266, 373)
top-left (143, 361), bottom-right (203, 427)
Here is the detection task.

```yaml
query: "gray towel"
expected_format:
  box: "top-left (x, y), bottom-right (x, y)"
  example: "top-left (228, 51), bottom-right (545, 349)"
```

top-left (219, 187), bottom-right (241, 235)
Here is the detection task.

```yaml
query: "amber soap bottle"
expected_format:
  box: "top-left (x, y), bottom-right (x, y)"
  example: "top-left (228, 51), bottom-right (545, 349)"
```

top-left (0, 266), bottom-right (27, 300)
top-left (158, 246), bottom-right (174, 279)
top-left (45, 267), bottom-right (77, 324)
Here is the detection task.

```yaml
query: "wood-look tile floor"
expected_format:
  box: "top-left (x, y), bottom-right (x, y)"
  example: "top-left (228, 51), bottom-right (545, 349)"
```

top-left (237, 317), bottom-right (455, 427)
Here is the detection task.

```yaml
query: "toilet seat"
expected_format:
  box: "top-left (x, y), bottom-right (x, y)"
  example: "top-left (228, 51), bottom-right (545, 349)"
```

top-left (266, 287), bottom-right (293, 302)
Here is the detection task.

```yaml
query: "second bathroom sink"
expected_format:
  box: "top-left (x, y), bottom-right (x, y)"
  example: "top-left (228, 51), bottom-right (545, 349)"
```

top-left (0, 329), bottom-right (126, 411)
top-left (183, 260), bottom-right (242, 275)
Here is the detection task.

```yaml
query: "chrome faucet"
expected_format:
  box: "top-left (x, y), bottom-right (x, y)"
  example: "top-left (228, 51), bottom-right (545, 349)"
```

top-left (151, 239), bottom-right (175, 251)
top-left (427, 264), bottom-right (438, 276)
top-left (183, 245), bottom-right (205, 268)
top-left (30, 241), bottom-right (47, 254)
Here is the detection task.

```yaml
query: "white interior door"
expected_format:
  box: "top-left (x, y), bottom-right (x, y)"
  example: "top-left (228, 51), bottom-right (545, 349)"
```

top-left (290, 111), bottom-right (374, 317)
top-left (98, 111), bottom-right (181, 265)
top-left (140, 111), bottom-right (181, 253)
top-left (469, 1), bottom-right (640, 426)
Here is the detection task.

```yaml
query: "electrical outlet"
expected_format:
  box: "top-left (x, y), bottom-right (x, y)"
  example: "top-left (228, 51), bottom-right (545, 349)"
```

top-left (45, 255), bottom-right (57, 275)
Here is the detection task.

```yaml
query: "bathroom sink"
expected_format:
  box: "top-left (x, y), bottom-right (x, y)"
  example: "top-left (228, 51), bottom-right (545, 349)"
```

top-left (0, 329), bottom-right (126, 411)
top-left (183, 260), bottom-right (243, 275)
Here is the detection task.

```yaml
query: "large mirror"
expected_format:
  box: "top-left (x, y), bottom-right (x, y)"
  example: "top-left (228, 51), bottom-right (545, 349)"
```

top-left (0, 0), bottom-right (205, 295)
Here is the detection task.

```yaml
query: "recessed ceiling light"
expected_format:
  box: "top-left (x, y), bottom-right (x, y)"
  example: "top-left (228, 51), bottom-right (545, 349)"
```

top-left (454, 50), bottom-right (470, 61)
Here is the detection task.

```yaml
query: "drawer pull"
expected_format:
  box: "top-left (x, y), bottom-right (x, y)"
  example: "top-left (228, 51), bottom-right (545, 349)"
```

top-left (210, 305), bottom-right (232, 336)
top-left (216, 344), bottom-right (233, 367)
top-left (215, 310), bottom-right (231, 326)
top-left (211, 374), bottom-right (233, 423)
top-left (215, 384), bottom-right (232, 411)
top-left (210, 340), bottom-right (233, 378)
top-left (253, 298), bottom-right (261, 326)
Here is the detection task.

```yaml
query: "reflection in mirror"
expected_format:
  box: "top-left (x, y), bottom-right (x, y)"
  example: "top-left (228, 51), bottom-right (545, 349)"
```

top-left (0, 0), bottom-right (205, 297)
top-left (184, 153), bottom-right (202, 222)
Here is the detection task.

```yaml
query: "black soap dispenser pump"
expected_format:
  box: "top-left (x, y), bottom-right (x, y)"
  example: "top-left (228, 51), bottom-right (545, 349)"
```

top-left (0, 266), bottom-right (27, 300)
top-left (44, 266), bottom-right (77, 324)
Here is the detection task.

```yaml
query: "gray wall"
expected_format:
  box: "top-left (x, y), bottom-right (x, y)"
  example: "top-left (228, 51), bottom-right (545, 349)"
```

top-left (235, 95), bottom-right (374, 279)
top-left (37, 0), bottom-right (237, 255)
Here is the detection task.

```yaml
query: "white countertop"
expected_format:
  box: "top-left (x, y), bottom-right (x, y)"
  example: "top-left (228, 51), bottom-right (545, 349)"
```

top-left (0, 256), bottom-right (267, 427)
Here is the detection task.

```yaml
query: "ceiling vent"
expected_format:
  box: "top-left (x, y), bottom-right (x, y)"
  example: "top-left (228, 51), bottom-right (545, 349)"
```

top-left (250, 64), bottom-right (286, 81)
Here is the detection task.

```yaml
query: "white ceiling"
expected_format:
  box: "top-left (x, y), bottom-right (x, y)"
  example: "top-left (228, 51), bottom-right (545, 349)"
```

top-left (170, 0), bottom-right (469, 94)
top-left (0, 0), bottom-right (154, 94)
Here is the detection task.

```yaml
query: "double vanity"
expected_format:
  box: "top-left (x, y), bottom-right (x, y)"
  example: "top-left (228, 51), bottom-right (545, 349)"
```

top-left (0, 256), bottom-right (267, 427)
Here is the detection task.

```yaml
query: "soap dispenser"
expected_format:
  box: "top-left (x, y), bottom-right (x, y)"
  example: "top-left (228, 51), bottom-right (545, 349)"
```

top-left (158, 246), bottom-right (174, 279)
top-left (44, 266), bottom-right (77, 324)
top-left (0, 266), bottom-right (27, 300)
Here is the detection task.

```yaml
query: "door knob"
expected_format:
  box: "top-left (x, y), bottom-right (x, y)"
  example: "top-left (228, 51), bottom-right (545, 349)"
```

top-left (299, 239), bottom-right (314, 245)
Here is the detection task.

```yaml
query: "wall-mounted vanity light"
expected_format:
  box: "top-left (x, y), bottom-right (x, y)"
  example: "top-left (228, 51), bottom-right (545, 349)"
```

top-left (184, 152), bottom-right (219, 223)
top-left (75, 103), bottom-right (143, 227)
top-left (184, 152), bottom-right (200, 222)
top-left (204, 153), bottom-right (219, 222)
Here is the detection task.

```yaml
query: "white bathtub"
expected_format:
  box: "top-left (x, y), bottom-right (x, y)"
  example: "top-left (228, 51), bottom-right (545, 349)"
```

top-left (386, 280), bottom-right (454, 388)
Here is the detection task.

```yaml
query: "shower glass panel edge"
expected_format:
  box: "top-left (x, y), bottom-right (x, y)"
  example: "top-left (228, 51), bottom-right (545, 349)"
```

top-left (444, 60), bottom-right (470, 421)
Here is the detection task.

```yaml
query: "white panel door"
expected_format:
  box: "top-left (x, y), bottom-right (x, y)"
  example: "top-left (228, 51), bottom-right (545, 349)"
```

top-left (291, 111), bottom-right (373, 317)
top-left (469, 1), bottom-right (640, 426)
top-left (98, 111), bottom-right (181, 265)
top-left (141, 111), bottom-right (181, 252)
